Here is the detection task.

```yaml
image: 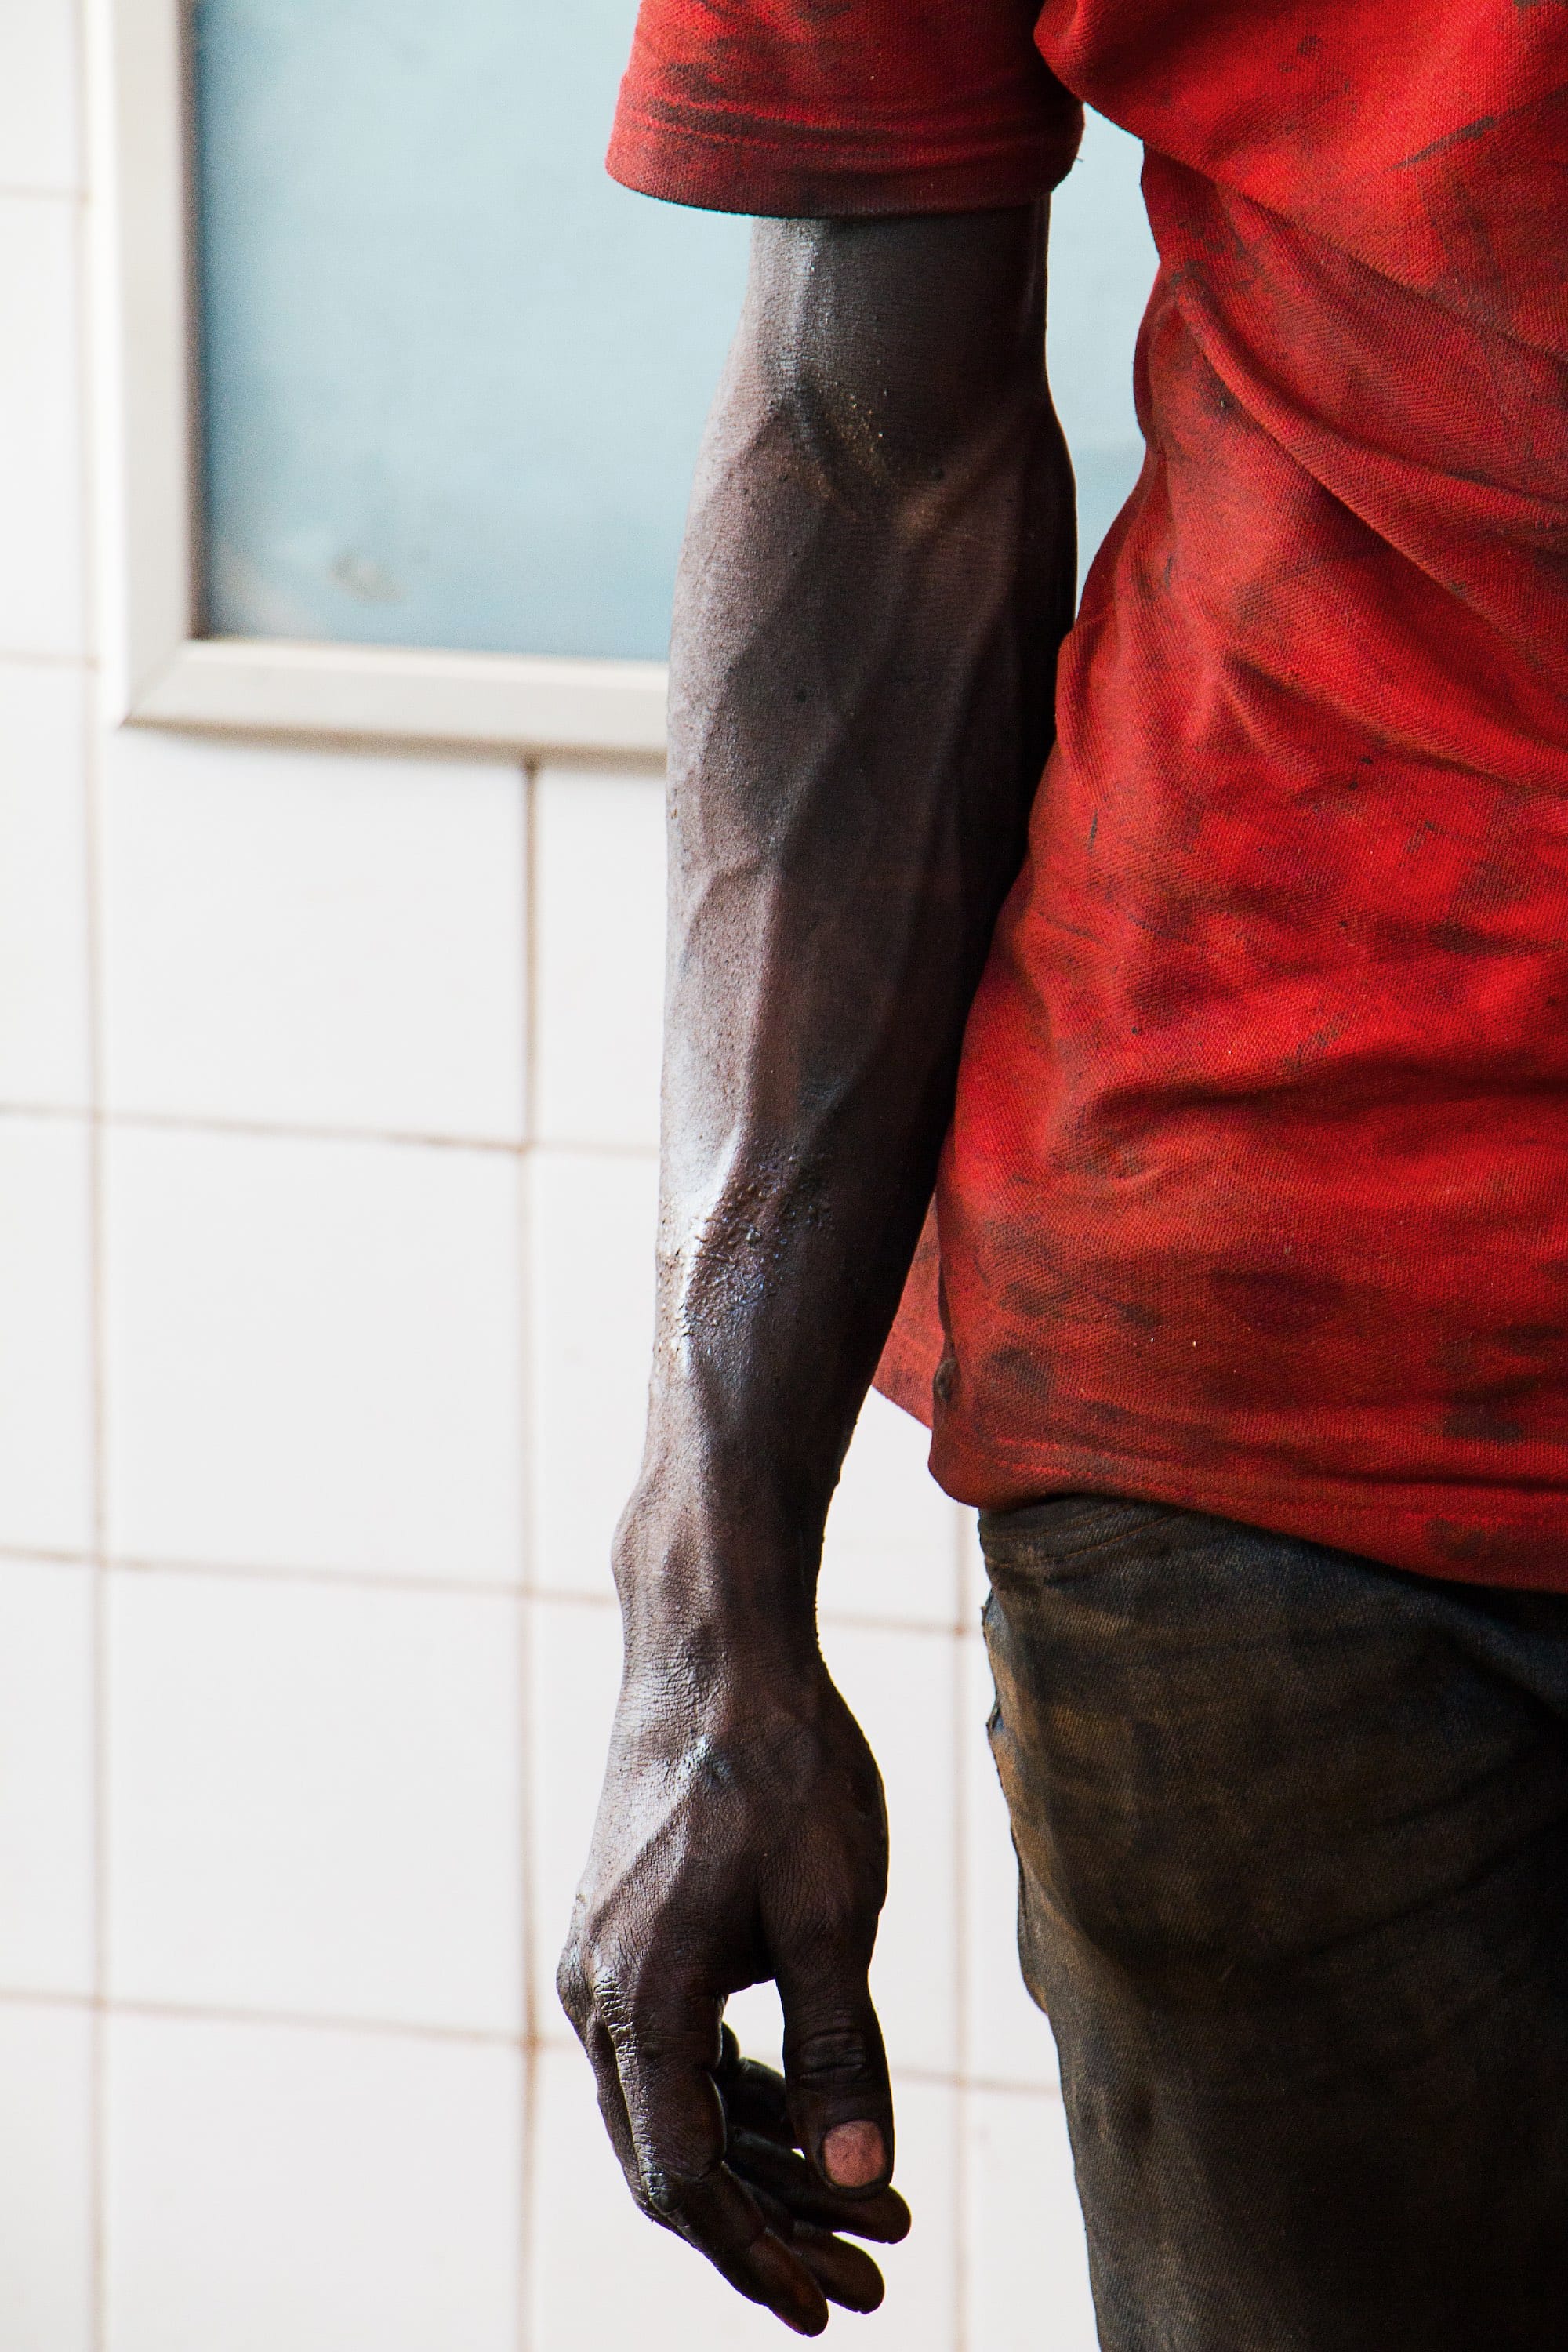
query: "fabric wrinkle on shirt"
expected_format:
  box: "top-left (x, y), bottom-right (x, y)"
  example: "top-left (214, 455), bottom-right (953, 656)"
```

top-left (608, 0), bottom-right (1568, 1592)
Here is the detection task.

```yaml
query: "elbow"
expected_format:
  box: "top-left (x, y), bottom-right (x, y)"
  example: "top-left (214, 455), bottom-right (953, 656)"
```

top-left (753, 342), bottom-right (1051, 518)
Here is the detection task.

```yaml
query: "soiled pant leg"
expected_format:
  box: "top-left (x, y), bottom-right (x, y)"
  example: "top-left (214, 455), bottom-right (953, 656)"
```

top-left (978, 1495), bottom-right (1568, 2352)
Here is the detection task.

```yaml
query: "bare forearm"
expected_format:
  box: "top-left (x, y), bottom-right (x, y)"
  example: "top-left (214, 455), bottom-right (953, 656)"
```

top-left (623, 206), bottom-right (1075, 1647)
top-left (568, 212), bottom-right (1075, 2315)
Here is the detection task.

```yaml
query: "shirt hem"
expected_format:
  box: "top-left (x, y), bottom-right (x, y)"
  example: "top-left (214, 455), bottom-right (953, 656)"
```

top-left (928, 1432), bottom-right (1568, 1594)
top-left (607, 114), bottom-right (1079, 219)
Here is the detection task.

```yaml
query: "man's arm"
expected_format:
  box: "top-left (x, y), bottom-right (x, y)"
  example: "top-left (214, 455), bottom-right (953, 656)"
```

top-left (559, 202), bottom-right (1076, 2336)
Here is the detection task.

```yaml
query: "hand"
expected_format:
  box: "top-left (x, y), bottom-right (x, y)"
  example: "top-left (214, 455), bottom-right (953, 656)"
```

top-left (557, 1652), bottom-right (906, 2334)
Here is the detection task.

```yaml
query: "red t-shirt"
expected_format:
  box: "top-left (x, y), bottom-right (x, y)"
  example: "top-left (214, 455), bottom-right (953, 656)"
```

top-left (610, 2), bottom-right (1568, 1590)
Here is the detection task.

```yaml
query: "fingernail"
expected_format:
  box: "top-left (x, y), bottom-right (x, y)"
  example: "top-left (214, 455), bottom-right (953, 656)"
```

top-left (822, 2121), bottom-right (887, 2188)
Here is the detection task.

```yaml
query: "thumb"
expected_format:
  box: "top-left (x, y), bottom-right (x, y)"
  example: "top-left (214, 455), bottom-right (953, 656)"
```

top-left (778, 1960), bottom-right (895, 2196)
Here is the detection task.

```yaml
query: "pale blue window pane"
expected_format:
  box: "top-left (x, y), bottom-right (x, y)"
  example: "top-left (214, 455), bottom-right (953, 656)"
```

top-left (1048, 112), bottom-right (1159, 589)
top-left (194, 0), bottom-right (750, 659)
top-left (194, 6), bottom-right (1154, 659)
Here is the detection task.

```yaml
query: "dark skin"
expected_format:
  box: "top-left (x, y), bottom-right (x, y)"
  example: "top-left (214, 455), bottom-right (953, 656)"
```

top-left (557, 201), bottom-right (1077, 2335)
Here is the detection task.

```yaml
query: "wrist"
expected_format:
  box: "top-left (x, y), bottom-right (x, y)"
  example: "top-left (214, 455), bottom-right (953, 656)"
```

top-left (613, 1467), bottom-right (826, 1690)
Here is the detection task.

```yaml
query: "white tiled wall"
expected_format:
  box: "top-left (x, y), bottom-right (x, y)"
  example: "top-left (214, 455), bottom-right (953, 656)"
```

top-left (104, 1123), bottom-right (526, 1579)
top-left (104, 2016), bottom-right (524, 2352)
top-left (0, 3), bottom-right (1097, 2343)
top-left (101, 732), bottom-right (528, 1141)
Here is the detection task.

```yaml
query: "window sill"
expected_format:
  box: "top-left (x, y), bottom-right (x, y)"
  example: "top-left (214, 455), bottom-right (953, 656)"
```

top-left (129, 637), bottom-right (669, 761)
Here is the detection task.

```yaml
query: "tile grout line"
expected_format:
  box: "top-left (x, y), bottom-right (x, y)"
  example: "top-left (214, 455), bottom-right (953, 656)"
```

top-left (0, 647), bottom-right (100, 670)
top-left (517, 758), bottom-right (539, 2352)
top-left (0, 1540), bottom-right (967, 1642)
top-left (0, 1541), bottom-right (97, 1572)
top-left (105, 1551), bottom-right (533, 1601)
top-left (521, 760), bottom-right (540, 1156)
top-left (74, 0), bottom-right (111, 2322)
top-left (0, 1988), bottom-right (521, 2050)
top-left (17, 1544), bottom-right (964, 1638)
top-left (0, 1984), bottom-right (1065, 2104)
top-left (85, 808), bottom-right (111, 2352)
top-left (0, 1097), bottom-right (661, 1162)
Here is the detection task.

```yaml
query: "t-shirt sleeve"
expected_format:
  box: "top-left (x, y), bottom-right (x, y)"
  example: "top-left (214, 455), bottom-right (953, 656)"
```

top-left (607, 0), bottom-right (1083, 219)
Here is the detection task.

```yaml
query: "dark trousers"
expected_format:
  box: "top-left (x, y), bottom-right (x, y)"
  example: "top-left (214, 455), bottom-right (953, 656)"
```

top-left (979, 1495), bottom-right (1568, 2351)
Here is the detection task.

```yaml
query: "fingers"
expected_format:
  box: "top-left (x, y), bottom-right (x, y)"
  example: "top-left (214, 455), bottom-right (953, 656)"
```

top-left (717, 2029), bottom-right (910, 2241)
top-left (714, 2033), bottom-right (911, 2321)
top-left (716, 2024), bottom-right (797, 2147)
top-left (728, 2128), bottom-right (912, 2244)
top-left (778, 1963), bottom-right (896, 2197)
top-left (744, 2234), bottom-right (833, 2338)
top-left (559, 1950), bottom-right (831, 2334)
top-left (585, 2013), bottom-right (643, 2187)
top-left (659, 2161), bottom-right (830, 2336)
top-left (735, 2145), bottom-right (893, 2315)
top-left (791, 2225), bottom-right (887, 2315)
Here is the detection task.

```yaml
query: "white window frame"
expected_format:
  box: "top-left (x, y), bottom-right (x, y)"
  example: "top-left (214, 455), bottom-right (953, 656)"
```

top-left (95, 0), bottom-right (670, 760)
